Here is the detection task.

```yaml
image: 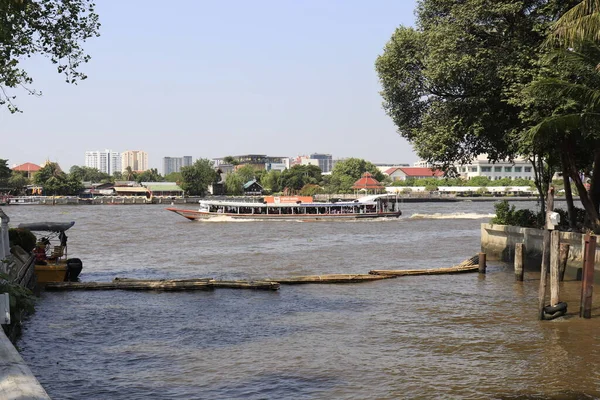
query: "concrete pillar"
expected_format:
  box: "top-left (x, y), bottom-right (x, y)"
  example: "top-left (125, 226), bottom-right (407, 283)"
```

top-left (0, 208), bottom-right (10, 272)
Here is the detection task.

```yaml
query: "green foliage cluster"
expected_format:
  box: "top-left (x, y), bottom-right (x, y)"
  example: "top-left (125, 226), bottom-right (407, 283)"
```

top-left (8, 228), bottom-right (37, 253)
top-left (1, 0), bottom-right (101, 113)
top-left (390, 176), bottom-right (536, 188)
top-left (180, 159), bottom-right (218, 196)
top-left (491, 201), bottom-right (542, 229)
top-left (491, 200), bottom-right (586, 231)
top-left (0, 272), bottom-right (36, 336)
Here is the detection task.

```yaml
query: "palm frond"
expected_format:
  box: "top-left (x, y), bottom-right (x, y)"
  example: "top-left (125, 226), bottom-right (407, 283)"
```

top-left (548, 0), bottom-right (600, 47)
top-left (530, 78), bottom-right (600, 110)
top-left (525, 114), bottom-right (583, 143)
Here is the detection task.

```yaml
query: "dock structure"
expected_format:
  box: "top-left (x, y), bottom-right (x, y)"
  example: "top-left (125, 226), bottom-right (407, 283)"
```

top-left (272, 274), bottom-right (396, 284)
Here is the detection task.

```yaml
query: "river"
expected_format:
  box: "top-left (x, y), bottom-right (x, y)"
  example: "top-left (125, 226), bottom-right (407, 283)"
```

top-left (7, 200), bottom-right (600, 399)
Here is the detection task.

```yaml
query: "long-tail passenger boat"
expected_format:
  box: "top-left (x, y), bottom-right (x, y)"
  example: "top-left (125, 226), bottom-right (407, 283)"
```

top-left (166, 194), bottom-right (402, 221)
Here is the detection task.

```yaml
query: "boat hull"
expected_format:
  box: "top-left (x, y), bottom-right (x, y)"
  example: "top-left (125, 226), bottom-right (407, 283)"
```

top-left (166, 207), bottom-right (401, 221)
top-left (35, 264), bottom-right (68, 284)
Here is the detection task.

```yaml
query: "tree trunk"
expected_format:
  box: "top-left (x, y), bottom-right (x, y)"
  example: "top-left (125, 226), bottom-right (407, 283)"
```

top-left (589, 149), bottom-right (600, 215)
top-left (566, 156), bottom-right (600, 232)
top-left (561, 151), bottom-right (577, 229)
top-left (530, 156), bottom-right (546, 215)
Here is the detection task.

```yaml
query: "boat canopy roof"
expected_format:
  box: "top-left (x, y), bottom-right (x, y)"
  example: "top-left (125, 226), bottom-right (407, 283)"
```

top-left (18, 221), bottom-right (75, 232)
top-left (199, 200), bottom-right (377, 208)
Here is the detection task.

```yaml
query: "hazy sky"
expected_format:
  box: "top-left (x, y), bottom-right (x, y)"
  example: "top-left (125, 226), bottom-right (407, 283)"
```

top-left (2, 0), bottom-right (418, 171)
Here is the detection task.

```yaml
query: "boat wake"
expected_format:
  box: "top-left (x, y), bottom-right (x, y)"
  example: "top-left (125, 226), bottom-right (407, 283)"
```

top-left (409, 213), bottom-right (494, 220)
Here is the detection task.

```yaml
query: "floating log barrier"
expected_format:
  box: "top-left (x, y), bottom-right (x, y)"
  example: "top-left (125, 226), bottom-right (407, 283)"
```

top-left (369, 255), bottom-right (479, 276)
top-left (272, 274), bottom-right (396, 284)
top-left (45, 280), bottom-right (212, 291)
top-left (45, 279), bottom-right (280, 291)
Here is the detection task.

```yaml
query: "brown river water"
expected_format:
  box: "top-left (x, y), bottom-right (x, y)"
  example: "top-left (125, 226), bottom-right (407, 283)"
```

top-left (7, 201), bottom-right (600, 399)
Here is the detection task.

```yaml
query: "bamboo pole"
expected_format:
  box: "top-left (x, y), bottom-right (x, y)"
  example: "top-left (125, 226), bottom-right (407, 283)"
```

top-left (515, 243), bottom-right (524, 281)
top-left (580, 234), bottom-right (596, 318)
top-left (370, 255), bottom-right (479, 276)
top-left (559, 243), bottom-right (570, 282)
top-left (45, 279), bottom-right (280, 291)
top-left (274, 274), bottom-right (396, 284)
top-left (538, 187), bottom-right (554, 320)
top-left (550, 230), bottom-right (560, 306)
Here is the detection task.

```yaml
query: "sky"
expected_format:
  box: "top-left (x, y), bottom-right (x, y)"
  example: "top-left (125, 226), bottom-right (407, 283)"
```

top-left (1, 0), bottom-right (419, 172)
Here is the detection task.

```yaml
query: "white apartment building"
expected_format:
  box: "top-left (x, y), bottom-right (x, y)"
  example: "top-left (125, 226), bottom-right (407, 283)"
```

top-left (456, 154), bottom-right (534, 180)
top-left (122, 150), bottom-right (148, 173)
top-left (414, 155), bottom-right (535, 180)
top-left (85, 149), bottom-right (121, 175)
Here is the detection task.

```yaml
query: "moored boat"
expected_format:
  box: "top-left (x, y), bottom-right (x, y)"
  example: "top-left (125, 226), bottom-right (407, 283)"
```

top-left (8, 196), bottom-right (44, 205)
top-left (18, 221), bottom-right (83, 284)
top-left (167, 194), bottom-right (402, 221)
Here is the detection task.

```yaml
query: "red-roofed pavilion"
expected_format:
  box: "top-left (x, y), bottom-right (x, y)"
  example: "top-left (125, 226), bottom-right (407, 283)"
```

top-left (352, 172), bottom-right (384, 194)
top-left (12, 162), bottom-right (41, 179)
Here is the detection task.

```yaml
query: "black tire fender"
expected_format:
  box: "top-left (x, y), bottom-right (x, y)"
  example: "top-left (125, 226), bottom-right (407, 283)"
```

top-left (544, 302), bottom-right (567, 314)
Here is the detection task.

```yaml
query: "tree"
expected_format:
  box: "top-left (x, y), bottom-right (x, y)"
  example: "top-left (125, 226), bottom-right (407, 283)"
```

top-left (375, 0), bottom-right (578, 168)
top-left (260, 170), bottom-right (282, 193)
top-left (136, 168), bottom-right (163, 183)
top-left (225, 173), bottom-right (244, 195)
top-left (69, 165), bottom-right (110, 183)
top-left (8, 171), bottom-right (28, 193)
top-left (0, 159), bottom-right (10, 188)
top-left (164, 172), bottom-right (182, 183)
top-left (331, 158), bottom-right (383, 181)
top-left (33, 162), bottom-right (82, 195)
top-left (550, 0), bottom-right (600, 46)
top-left (1, 0), bottom-right (101, 112)
top-left (180, 159), bottom-right (217, 196)
top-left (280, 165), bottom-right (322, 192)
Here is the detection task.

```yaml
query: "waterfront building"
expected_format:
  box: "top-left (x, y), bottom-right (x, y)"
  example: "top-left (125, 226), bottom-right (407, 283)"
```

top-left (121, 150), bottom-right (148, 173)
top-left (85, 149), bottom-right (121, 175)
top-left (309, 153), bottom-right (333, 173)
top-left (385, 167), bottom-right (443, 181)
top-left (11, 162), bottom-right (41, 179)
top-left (163, 156), bottom-right (192, 175)
top-left (213, 155), bottom-right (288, 170)
top-left (455, 154), bottom-right (534, 181)
top-left (375, 163), bottom-right (410, 173)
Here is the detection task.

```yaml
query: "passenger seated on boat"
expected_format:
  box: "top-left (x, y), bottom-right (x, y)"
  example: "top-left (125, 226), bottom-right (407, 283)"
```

top-left (34, 243), bottom-right (48, 265)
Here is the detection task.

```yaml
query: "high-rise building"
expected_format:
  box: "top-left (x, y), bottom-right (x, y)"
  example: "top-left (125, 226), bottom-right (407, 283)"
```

top-left (121, 150), bottom-right (148, 173)
top-left (309, 153), bottom-right (333, 173)
top-left (163, 156), bottom-right (193, 175)
top-left (85, 149), bottom-right (121, 175)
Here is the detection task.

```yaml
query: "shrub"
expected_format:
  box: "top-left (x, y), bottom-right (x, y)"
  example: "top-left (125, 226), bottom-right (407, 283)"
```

top-left (491, 200), bottom-right (543, 228)
top-left (0, 272), bottom-right (36, 338)
top-left (8, 228), bottom-right (37, 253)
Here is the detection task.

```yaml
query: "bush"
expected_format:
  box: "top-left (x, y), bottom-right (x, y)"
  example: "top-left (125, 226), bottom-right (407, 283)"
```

top-left (0, 272), bottom-right (36, 339)
top-left (491, 200), bottom-right (543, 228)
top-left (8, 228), bottom-right (37, 253)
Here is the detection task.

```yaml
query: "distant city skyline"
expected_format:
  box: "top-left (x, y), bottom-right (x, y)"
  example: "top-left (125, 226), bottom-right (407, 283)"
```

top-left (2, 0), bottom-right (419, 170)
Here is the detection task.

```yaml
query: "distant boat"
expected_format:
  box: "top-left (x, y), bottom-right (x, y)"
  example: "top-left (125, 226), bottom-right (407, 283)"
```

top-left (167, 194), bottom-right (402, 221)
top-left (8, 196), bottom-right (43, 205)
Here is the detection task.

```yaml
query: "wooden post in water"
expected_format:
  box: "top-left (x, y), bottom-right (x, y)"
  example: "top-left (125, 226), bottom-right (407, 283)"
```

top-left (478, 252), bottom-right (487, 274)
top-left (538, 187), bottom-right (554, 320)
top-left (515, 243), bottom-right (524, 281)
top-left (550, 230), bottom-right (560, 306)
top-left (559, 243), bottom-right (570, 282)
top-left (580, 234), bottom-right (596, 319)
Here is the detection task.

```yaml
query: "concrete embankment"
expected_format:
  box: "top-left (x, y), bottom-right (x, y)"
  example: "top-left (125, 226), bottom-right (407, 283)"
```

top-left (0, 330), bottom-right (51, 400)
top-left (481, 223), bottom-right (595, 278)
